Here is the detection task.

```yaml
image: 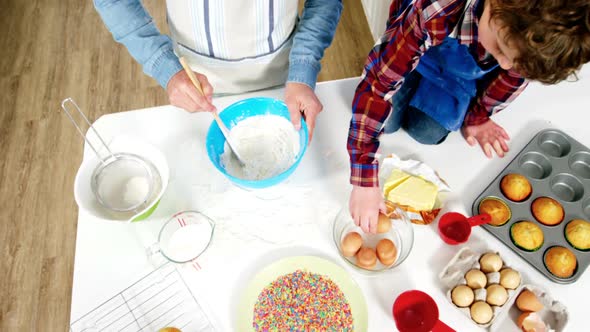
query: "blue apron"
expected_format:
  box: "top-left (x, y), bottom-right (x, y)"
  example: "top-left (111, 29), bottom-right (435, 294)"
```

top-left (409, 32), bottom-right (497, 131)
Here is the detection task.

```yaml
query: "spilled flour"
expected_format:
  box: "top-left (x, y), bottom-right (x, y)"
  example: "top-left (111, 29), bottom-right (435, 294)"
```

top-left (221, 115), bottom-right (300, 180)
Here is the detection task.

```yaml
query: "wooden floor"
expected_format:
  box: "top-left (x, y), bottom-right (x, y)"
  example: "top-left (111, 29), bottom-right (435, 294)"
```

top-left (0, 0), bottom-right (373, 330)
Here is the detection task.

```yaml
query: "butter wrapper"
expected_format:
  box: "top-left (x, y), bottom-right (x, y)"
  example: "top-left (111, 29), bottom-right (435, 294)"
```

top-left (380, 154), bottom-right (450, 225)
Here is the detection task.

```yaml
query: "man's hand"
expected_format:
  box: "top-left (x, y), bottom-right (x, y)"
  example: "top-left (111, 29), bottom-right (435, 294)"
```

top-left (461, 119), bottom-right (510, 158)
top-left (349, 186), bottom-right (387, 234)
top-left (284, 82), bottom-right (323, 142)
top-left (167, 70), bottom-right (215, 113)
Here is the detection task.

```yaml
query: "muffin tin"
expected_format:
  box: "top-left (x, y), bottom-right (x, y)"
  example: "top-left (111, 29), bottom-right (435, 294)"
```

top-left (472, 129), bottom-right (590, 283)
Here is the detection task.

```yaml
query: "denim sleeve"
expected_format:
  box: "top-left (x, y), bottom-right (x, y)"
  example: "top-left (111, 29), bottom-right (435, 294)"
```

top-left (288, 0), bottom-right (343, 90)
top-left (93, 0), bottom-right (183, 89)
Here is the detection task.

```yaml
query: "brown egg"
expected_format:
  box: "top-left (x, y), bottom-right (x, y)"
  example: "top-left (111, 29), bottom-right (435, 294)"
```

top-left (356, 247), bottom-right (377, 269)
top-left (516, 289), bottom-right (544, 312)
top-left (465, 269), bottom-right (487, 289)
top-left (340, 232), bottom-right (363, 257)
top-left (517, 312), bottom-right (546, 332)
top-left (499, 268), bottom-right (521, 290)
top-left (470, 301), bottom-right (494, 324)
top-left (377, 213), bottom-right (392, 233)
top-left (376, 239), bottom-right (397, 266)
top-left (486, 284), bottom-right (508, 306)
top-left (451, 285), bottom-right (474, 307)
top-left (479, 253), bottom-right (503, 273)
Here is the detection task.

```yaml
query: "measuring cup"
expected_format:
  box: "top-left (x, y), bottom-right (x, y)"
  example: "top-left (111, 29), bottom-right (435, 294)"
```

top-left (147, 211), bottom-right (215, 265)
top-left (438, 212), bottom-right (491, 245)
top-left (393, 290), bottom-right (455, 332)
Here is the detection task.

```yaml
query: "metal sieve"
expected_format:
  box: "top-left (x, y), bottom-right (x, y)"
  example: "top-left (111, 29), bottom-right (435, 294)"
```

top-left (61, 98), bottom-right (160, 212)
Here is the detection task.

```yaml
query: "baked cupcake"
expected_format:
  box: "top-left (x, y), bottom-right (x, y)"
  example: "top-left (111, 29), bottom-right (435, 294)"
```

top-left (510, 221), bottom-right (544, 251)
top-left (478, 197), bottom-right (511, 226)
top-left (565, 219), bottom-right (590, 250)
top-left (531, 197), bottom-right (564, 226)
top-left (544, 246), bottom-right (577, 278)
top-left (500, 173), bottom-right (532, 202)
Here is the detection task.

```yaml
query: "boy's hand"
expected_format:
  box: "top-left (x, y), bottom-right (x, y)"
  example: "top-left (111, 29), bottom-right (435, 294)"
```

top-left (285, 82), bottom-right (323, 142)
top-left (461, 119), bottom-right (510, 158)
top-left (167, 70), bottom-right (216, 113)
top-left (349, 186), bottom-right (387, 234)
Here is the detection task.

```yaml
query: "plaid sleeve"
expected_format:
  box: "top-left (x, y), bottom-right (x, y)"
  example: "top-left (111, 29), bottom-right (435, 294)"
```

top-left (347, 0), bottom-right (462, 187)
top-left (464, 68), bottom-right (528, 126)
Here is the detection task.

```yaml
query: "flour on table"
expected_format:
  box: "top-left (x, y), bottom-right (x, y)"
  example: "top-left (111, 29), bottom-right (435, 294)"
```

top-left (221, 115), bottom-right (300, 180)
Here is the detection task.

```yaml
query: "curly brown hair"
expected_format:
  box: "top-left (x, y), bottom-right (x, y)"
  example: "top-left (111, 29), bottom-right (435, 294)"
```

top-left (489, 0), bottom-right (590, 84)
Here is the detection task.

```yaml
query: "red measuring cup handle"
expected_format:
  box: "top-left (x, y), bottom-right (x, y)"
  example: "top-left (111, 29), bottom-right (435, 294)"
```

top-left (467, 213), bottom-right (491, 227)
top-left (433, 319), bottom-right (455, 332)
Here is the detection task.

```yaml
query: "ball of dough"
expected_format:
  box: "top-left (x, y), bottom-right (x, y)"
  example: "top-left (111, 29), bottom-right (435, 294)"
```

top-left (465, 269), bottom-right (487, 289)
top-left (470, 301), bottom-right (494, 325)
top-left (356, 247), bottom-right (377, 269)
top-left (479, 253), bottom-right (503, 273)
top-left (500, 268), bottom-right (521, 290)
top-left (340, 232), bottom-right (363, 257)
top-left (451, 285), bottom-right (475, 307)
top-left (486, 284), bottom-right (508, 306)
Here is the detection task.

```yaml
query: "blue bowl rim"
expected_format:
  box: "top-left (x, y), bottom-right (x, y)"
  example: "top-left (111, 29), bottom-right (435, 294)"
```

top-left (206, 97), bottom-right (309, 186)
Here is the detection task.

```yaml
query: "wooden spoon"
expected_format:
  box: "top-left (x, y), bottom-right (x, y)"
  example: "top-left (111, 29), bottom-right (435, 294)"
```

top-left (179, 57), bottom-right (246, 166)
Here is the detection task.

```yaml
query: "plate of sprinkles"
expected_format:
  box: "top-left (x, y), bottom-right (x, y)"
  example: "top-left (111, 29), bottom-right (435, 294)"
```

top-left (236, 255), bottom-right (368, 331)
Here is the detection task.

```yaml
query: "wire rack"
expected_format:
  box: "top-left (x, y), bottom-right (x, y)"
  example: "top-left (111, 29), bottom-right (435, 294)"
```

top-left (70, 263), bottom-right (216, 332)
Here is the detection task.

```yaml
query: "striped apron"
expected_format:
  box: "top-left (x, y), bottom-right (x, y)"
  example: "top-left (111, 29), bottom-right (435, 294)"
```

top-left (166, 0), bottom-right (299, 94)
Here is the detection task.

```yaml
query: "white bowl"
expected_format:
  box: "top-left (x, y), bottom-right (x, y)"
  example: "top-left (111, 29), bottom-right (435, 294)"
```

top-left (74, 135), bottom-right (169, 222)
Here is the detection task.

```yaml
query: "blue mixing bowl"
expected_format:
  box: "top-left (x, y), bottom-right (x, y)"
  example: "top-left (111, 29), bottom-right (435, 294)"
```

top-left (206, 97), bottom-right (309, 189)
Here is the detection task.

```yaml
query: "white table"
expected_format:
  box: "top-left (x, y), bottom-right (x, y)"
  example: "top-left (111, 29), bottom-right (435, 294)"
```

top-left (70, 67), bottom-right (590, 331)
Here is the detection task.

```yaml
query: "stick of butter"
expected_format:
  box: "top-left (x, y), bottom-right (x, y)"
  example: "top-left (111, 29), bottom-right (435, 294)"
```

top-left (386, 175), bottom-right (437, 211)
top-left (383, 169), bottom-right (411, 197)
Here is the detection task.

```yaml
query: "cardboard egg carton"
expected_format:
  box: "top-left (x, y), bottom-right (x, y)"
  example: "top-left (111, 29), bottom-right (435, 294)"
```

top-left (490, 284), bottom-right (568, 332)
top-left (439, 247), bottom-right (521, 328)
top-left (440, 247), bottom-right (569, 330)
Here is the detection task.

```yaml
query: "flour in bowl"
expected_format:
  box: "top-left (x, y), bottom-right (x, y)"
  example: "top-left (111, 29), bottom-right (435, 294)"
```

top-left (221, 115), bottom-right (300, 180)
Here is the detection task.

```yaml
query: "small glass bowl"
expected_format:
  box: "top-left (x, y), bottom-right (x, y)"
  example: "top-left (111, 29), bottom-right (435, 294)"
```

top-left (333, 201), bottom-right (414, 275)
top-left (158, 211), bottom-right (215, 264)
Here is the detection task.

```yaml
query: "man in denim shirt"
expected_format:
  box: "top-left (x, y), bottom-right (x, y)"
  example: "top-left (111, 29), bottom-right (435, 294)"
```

top-left (94, 0), bottom-right (342, 140)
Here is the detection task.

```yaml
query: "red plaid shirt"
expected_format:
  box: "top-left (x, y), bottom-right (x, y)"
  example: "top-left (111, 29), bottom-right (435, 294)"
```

top-left (348, 0), bottom-right (528, 187)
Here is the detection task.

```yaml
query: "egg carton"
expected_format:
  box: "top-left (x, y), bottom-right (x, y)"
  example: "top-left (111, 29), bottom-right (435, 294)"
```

top-left (439, 247), bottom-right (521, 328)
top-left (490, 284), bottom-right (568, 332)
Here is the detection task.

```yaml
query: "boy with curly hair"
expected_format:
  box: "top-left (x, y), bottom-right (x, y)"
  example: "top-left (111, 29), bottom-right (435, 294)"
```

top-left (348, 0), bottom-right (590, 233)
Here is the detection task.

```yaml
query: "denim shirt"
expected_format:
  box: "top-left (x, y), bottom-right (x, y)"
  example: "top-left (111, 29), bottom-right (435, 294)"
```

top-left (93, 0), bottom-right (342, 90)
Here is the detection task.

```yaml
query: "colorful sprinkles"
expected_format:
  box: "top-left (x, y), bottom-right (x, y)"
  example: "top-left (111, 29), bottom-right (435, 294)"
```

top-left (253, 270), bottom-right (353, 331)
